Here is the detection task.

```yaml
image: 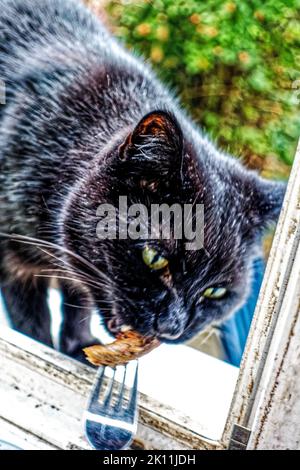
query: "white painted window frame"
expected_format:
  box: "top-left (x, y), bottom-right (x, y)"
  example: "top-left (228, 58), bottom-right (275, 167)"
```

top-left (223, 139), bottom-right (300, 450)
top-left (0, 141), bottom-right (299, 450)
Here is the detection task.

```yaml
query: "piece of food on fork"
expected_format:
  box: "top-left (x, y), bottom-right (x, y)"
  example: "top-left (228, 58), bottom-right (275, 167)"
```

top-left (83, 330), bottom-right (160, 367)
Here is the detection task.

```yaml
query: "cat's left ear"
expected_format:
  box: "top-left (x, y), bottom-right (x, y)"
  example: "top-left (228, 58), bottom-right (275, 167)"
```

top-left (250, 176), bottom-right (286, 230)
top-left (118, 110), bottom-right (183, 176)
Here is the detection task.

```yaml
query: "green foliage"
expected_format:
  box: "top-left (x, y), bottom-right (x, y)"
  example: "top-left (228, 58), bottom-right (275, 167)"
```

top-left (106, 0), bottom-right (300, 178)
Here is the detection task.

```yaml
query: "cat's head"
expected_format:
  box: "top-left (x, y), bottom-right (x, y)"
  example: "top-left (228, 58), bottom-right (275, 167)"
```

top-left (62, 110), bottom-right (286, 342)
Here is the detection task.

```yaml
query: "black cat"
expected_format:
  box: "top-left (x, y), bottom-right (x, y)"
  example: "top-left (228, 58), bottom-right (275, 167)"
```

top-left (0, 0), bottom-right (285, 360)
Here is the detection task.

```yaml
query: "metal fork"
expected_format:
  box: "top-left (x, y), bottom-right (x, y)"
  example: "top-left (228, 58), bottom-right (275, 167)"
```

top-left (83, 361), bottom-right (139, 450)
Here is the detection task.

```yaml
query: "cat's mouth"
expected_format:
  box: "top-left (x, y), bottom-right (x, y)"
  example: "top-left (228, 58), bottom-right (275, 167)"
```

top-left (103, 305), bottom-right (188, 342)
top-left (105, 313), bottom-right (186, 343)
top-left (106, 315), bottom-right (133, 336)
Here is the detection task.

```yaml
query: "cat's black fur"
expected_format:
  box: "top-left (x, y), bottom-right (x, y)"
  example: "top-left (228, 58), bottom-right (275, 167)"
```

top-left (0, 0), bottom-right (285, 358)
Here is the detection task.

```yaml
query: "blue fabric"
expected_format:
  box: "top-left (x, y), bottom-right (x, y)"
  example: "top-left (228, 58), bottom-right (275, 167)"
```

top-left (220, 258), bottom-right (265, 367)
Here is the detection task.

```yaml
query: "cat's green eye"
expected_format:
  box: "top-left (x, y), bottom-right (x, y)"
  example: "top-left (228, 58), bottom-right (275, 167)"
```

top-left (203, 287), bottom-right (227, 300)
top-left (142, 246), bottom-right (169, 271)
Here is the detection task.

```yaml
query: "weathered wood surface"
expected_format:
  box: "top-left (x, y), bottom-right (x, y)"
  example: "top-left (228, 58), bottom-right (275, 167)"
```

top-left (0, 327), bottom-right (219, 450)
top-left (223, 140), bottom-right (300, 447)
top-left (247, 211), bottom-right (300, 449)
top-left (0, 416), bottom-right (58, 450)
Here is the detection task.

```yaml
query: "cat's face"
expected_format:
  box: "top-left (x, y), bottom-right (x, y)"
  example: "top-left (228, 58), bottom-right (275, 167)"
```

top-left (63, 111), bottom-right (285, 342)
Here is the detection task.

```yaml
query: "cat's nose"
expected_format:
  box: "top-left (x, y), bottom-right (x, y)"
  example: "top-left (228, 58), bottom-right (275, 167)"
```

top-left (156, 309), bottom-right (186, 340)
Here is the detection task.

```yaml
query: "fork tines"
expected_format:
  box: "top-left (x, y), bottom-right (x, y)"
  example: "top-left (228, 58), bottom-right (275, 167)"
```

top-left (84, 361), bottom-right (139, 450)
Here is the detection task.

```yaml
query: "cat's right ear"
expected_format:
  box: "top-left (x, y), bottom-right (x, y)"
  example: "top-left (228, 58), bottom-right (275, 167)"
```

top-left (118, 110), bottom-right (183, 177)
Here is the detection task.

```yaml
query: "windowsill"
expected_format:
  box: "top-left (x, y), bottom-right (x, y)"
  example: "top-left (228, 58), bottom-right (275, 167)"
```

top-left (0, 293), bottom-right (238, 448)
